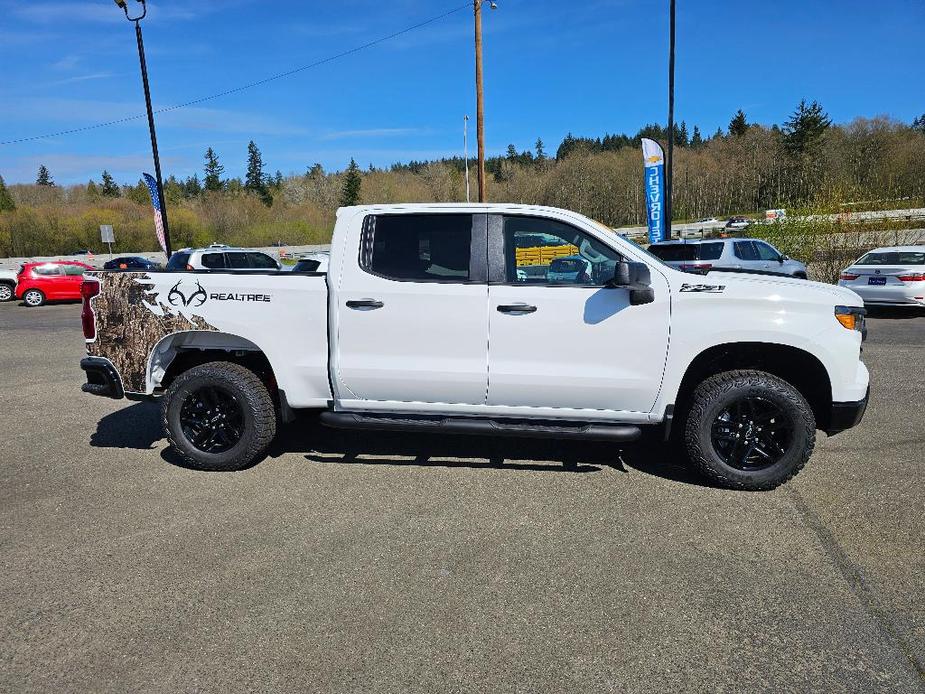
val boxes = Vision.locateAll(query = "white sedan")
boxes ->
[838,246,925,308]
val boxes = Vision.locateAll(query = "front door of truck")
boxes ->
[486,214,670,417]
[333,213,489,408]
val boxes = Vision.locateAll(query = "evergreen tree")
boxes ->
[535,137,546,161]
[306,163,324,180]
[0,175,15,211]
[86,179,100,201]
[245,140,266,193]
[100,170,120,197]
[203,147,225,191]
[713,127,724,140]
[184,174,202,197]
[273,170,284,188]
[340,158,362,207]
[678,121,689,147]
[783,99,831,155]
[36,165,54,186]
[506,144,518,160]
[728,109,749,137]
[913,114,925,133]
[125,179,150,206]
[690,125,703,147]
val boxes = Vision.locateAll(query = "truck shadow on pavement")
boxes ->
[90,402,708,486]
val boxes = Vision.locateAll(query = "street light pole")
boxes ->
[665,0,676,239]
[116,0,172,257]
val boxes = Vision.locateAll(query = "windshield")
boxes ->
[856,251,925,266]
[166,252,190,270]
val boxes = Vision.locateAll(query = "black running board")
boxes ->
[319,411,642,442]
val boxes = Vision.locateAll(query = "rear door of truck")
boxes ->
[331,212,489,408]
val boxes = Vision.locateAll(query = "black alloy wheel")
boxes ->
[179,385,245,454]
[710,395,793,471]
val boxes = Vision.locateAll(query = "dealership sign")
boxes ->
[641,138,667,243]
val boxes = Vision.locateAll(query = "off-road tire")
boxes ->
[162,361,277,471]
[22,289,45,307]
[0,282,14,302]
[683,369,816,491]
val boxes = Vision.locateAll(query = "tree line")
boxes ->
[2,101,924,257]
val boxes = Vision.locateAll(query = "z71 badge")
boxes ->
[680,283,726,293]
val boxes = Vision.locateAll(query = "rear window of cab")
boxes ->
[649,242,724,262]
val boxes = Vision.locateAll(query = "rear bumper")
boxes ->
[80,357,124,399]
[825,385,869,436]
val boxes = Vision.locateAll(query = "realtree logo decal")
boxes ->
[168,280,207,307]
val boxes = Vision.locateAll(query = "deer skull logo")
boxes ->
[167,280,207,308]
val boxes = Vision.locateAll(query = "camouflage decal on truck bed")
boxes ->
[86,272,218,393]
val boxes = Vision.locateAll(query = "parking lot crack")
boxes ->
[786,486,925,686]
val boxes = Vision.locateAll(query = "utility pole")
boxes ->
[665,0,676,238]
[464,114,471,203]
[115,0,172,257]
[474,1,495,202]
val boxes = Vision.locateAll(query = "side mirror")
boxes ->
[779,254,788,262]
[606,261,654,305]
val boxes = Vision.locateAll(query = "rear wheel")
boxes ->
[162,361,277,471]
[683,370,815,490]
[22,289,45,307]
[0,283,13,302]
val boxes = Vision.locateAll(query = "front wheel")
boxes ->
[0,283,13,302]
[683,370,816,490]
[162,361,277,471]
[22,289,45,307]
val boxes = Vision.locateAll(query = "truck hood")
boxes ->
[701,269,863,306]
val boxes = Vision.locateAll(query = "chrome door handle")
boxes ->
[346,299,384,310]
[497,303,537,314]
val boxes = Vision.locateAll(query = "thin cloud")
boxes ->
[49,72,116,86]
[322,127,430,140]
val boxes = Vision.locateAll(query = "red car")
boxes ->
[16,261,94,307]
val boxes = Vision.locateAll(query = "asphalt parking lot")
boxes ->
[1,301,923,693]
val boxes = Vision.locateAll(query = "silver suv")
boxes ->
[165,247,282,272]
[648,238,808,278]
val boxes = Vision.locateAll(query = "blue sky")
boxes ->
[1,0,923,185]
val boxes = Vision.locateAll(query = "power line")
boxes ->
[0,3,470,146]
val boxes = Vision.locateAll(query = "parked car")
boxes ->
[290,252,329,273]
[165,247,282,272]
[648,238,807,278]
[0,268,17,302]
[80,203,868,491]
[103,256,161,271]
[725,216,750,231]
[72,249,93,256]
[16,261,93,306]
[838,246,925,308]
[547,255,592,283]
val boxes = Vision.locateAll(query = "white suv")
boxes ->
[165,247,282,272]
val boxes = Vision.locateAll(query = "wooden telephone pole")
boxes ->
[474,1,487,202]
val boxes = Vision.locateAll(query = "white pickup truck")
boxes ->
[79,203,870,490]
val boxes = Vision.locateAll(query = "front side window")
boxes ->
[503,216,620,285]
[201,253,226,269]
[733,241,759,261]
[754,242,782,261]
[363,214,472,282]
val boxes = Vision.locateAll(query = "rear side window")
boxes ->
[166,253,191,270]
[201,253,226,269]
[649,242,723,261]
[226,252,250,269]
[857,251,925,265]
[362,214,472,282]
[247,252,279,269]
[63,265,87,276]
[733,241,759,261]
[33,264,62,276]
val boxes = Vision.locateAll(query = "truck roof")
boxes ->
[336,202,593,217]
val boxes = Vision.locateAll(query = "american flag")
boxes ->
[143,173,168,255]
